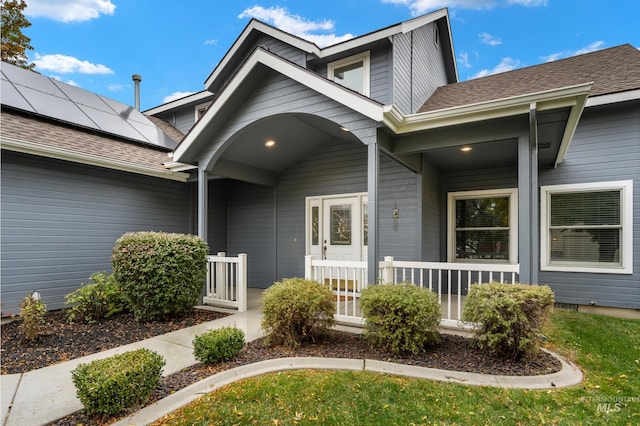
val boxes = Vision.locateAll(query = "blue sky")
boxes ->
[22,0,640,111]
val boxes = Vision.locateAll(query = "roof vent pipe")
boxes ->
[132,74,142,110]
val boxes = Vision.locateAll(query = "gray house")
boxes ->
[2,8,639,317]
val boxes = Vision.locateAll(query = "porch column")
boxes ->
[367,141,380,285]
[517,107,539,284]
[197,165,208,241]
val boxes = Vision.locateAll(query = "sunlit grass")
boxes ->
[153,310,640,425]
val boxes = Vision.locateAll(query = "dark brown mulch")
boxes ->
[2,311,562,426]
[1,309,227,374]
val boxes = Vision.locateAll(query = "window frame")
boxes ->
[540,180,633,274]
[194,101,212,121]
[327,51,370,96]
[447,188,518,264]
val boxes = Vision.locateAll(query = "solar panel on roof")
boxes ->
[0,62,177,150]
[17,85,98,129]
[50,78,113,112]
[1,78,36,113]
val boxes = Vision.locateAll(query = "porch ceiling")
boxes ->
[214,113,358,182]
[389,107,570,171]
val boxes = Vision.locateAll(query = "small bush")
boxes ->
[361,284,441,355]
[261,278,335,348]
[462,282,554,360]
[19,292,47,342]
[193,327,245,364]
[111,232,208,321]
[65,272,125,323]
[71,348,165,416]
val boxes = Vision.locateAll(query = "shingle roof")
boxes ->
[146,115,185,142]
[419,44,640,113]
[1,109,173,173]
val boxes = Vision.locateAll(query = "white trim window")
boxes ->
[195,101,212,121]
[448,188,518,264]
[541,181,633,274]
[327,51,370,96]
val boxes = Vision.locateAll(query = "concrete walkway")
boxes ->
[1,289,582,426]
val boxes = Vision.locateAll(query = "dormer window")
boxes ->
[327,51,370,96]
[195,101,212,121]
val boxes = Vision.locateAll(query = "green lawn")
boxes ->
[154,311,640,425]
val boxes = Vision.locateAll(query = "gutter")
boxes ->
[1,137,190,182]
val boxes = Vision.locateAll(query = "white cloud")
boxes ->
[382,0,546,15]
[541,41,605,62]
[25,0,115,23]
[457,51,471,68]
[479,32,502,46]
[163,91,195,104]
[108,83,125,91]
[471,57,521,78]
[508,0,547,6]
[381,0,496,15]
[204,39,218,46]
[238,6,354,47]
[33,53,113,74]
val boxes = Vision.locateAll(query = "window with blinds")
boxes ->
[541,181,633,274]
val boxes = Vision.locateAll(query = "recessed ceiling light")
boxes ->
[460,146,472,152]
[340,126,350,132]
[265,139,276,148]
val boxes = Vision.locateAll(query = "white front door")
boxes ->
[306,193,367,262]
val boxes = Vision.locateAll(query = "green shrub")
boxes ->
[65,272,125,323]
[462,282,554,360]
[361,283,441,355]
[71,348,165,416]
[261,277,335,348]
[19,292,47,342]
[193,327,245,364]
[111,232,208,321]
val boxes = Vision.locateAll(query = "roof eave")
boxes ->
[384,82,593,135]
[175,48,385,164]
[144,91,214,116]
[204,9,450,91]
[1,136,190,182]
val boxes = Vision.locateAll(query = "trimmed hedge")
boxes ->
[462,282,554,360]
[193,327,245,364]
[361,283,441,355]
[111,232,208,321]
[19,292,46,342]
[261,278,335,348]
[71,349,165,416]
[65,272,125,323]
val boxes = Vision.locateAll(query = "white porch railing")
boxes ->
[304,255,520,327]
[203,252,247,312]
[304,256,368,325]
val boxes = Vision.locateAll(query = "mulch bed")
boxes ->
[1,310,562,426]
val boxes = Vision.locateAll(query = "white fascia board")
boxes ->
[1,137,190,182]
[205,10,449,88]
[384,82,593,134]
[585,89,640,107]
[144,91,214,115]
[205,20,320,89]
[176,49,385,162]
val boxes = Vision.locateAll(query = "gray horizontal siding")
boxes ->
[253,35,307,66]
[370,47,391,104]
[539,102,640,309]
[227,181,275,288]
[1,152,191,315]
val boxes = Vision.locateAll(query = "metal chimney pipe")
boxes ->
[132,74,142,110]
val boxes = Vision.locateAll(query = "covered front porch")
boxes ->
[204,252,519,327]
[167,48,590,324]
